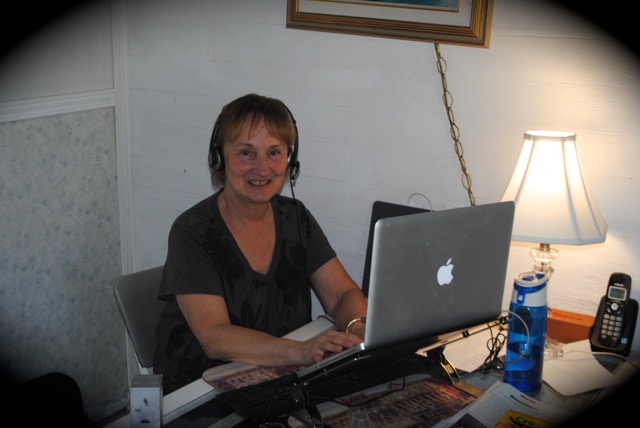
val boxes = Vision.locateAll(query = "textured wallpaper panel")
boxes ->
[0,108,127,421]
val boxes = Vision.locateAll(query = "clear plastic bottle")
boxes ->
[504,271,548,393]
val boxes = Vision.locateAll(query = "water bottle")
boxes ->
[504,271,548,393]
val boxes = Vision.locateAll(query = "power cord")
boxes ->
[546,348,640,372]
[480,318,508,374]
[477,311,532,374]
[500,310,530,368]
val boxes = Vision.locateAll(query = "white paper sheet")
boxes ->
[441,328,504,372]
[542,339,636,396]
[433,380,572,428]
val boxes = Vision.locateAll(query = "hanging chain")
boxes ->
[434,43,476,207]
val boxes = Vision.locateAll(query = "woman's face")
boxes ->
[223,120,289,205]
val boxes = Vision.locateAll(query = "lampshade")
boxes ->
[501,130,607,245]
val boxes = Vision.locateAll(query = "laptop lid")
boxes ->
[296,201,514,380]
[365,201,515,349]
[362,201,430,297]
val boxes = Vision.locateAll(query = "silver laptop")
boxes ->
[296,201,514,379]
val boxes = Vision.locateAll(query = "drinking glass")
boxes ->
[350,411,370,428]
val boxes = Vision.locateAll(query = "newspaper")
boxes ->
[288,374,477,428]
[207,366,479,428]
[432,381,573,428]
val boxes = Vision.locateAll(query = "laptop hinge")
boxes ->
[289,383,326,427]
[424,345,460,384]
[424,345,484,398]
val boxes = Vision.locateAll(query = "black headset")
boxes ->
[207,106,300,184]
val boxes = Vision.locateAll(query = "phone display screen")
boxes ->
[607,286,627,301]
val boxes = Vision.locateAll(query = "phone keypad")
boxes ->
[599,313,624,345]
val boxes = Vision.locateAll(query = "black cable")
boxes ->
[289,179,304,247]
[479,322,507,374]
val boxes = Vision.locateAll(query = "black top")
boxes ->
[153,191,336,394]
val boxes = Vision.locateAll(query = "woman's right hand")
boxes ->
[302,330,363,365]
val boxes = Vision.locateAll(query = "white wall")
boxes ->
[0,0,113,102]
[123,0,640,350]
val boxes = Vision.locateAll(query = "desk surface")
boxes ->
[105,369,613,428]
[103,318,637,428]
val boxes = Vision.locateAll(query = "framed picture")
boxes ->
[286,0,493,48]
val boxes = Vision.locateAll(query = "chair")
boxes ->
[113,266,165,375]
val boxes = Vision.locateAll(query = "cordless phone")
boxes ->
[589,273,638,356]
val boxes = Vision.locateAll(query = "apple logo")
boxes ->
[437,258,454,286]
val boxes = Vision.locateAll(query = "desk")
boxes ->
[104,318,637,427]
[105,369,624,428]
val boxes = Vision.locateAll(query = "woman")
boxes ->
[153,93,368,394]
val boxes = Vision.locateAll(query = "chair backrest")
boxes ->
[113,266,165,370]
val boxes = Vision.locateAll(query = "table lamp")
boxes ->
[500,130,607,275]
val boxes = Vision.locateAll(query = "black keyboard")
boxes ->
[214,350,432,424]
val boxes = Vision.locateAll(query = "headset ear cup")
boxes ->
[286,110,300,184]
[289,160,300,183]
[208,118,222,170]
[288,147,300,183]
[210,146,224,171]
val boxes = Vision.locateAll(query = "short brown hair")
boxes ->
[209,93,297,187]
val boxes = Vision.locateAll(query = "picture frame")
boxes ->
[286,0,493,48]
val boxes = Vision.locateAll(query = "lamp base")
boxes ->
[530,243,557,276]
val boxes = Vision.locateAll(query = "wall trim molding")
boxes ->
[0,89,115,124]
[111,0,135,276]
